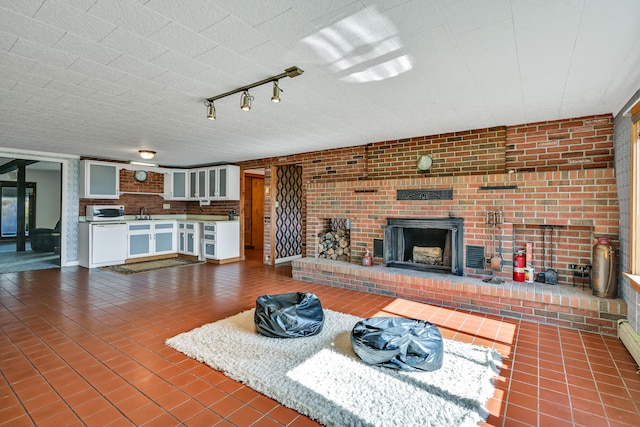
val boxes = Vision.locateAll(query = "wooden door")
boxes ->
[244,174,264,249]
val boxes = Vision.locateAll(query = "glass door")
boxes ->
[1,182,36,239]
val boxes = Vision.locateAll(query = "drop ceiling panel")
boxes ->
[0,0,639,166]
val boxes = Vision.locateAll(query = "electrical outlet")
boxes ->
[163,203,170,209]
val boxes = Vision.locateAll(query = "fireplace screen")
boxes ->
[383,218,464,275]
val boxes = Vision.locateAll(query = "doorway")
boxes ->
[0,158,62,273]
[243,169,265,253]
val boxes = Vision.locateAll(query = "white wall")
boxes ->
[26,167,62,228]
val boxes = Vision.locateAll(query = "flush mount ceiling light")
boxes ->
[139,150,156,160]
[205,101,216,120]
[204,66,303,119]
[240,90,253,111]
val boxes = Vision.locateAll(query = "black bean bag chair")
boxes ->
[351,317,444,371]
[255,292,324,338]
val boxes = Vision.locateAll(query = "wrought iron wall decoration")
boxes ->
[396,189,453,200]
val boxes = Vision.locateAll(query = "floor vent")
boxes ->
[618,319,640,373]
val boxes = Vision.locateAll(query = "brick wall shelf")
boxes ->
[292,257,626,336]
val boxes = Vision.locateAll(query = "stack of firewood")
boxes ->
[317,229,350,261]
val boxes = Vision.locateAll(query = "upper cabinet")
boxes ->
[189,169,207,199]
[80,160,120,199]
[164,170,189,200]
[208,165,240,200]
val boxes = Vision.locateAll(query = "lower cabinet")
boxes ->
[128,221,176,259]
[203,221,240,261]
[178,222,201,257]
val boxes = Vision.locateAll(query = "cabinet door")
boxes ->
[154,222,175,254]
[186,231,195,254]
[128,224,151,257]
[218,167,227,198]
[80,160,119,198]
[172,171,188,199]
[197,169,206,198]
[189,171,198,198]
[208,168,217,199]
[178,223,186,253]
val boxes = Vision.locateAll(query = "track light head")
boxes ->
[271,81,281,103]
[206,101,216,120]
[241,91,252,111]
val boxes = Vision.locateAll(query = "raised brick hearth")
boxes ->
[292,257,626,336]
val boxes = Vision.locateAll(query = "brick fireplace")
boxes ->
[383,217,464,275]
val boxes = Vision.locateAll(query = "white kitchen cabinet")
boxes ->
[178,221,201,257]
[79,160,120,199]
[164,170,189,200]
[127,221,176,259]
[78,222,127,268]
[128,223,152,258]
[189,169,207,199]
[207,165,240,201]
[203,221,239,261]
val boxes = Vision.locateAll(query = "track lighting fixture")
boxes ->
[271,81,281,103]
[204,66,303,119]
[138,150,156,160]
[241,91,253,111]
[205,101,216,120]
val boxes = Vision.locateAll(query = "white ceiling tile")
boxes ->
[194,45,253,74]
[290,0,360,22]
[0,50,38,73]
[153,70,214,96]
[79,76,129,96]
[1,0,44,17]
[67,58,126,82]
[99,27,167,62]
[10,38,78,69]
[29,62,87,85]
[35,0,116,42]
[108,54,167,79]
[0,32,18,52]
[0,7,65,47]
[115,73,166,94]
[87,0,170,37]
[254,9,313,50]
[199,15,268,54]
[53,33,122,65]
[148,21,216,58]
[44,80,97,98]
[151,50,209,77]
[439,0,511,35]
[210,0,291,27]
[144,0,229,32]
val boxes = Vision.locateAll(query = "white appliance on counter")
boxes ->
[78,222,128,268]
[86,205,125,221]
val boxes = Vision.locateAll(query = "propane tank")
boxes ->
[513,250,526,282]
[362,248,372,267]
[592,237,617,298]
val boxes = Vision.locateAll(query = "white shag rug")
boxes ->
[165,309,502,427]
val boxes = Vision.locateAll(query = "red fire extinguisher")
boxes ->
[362,248,372,267]
[513,250,525,282]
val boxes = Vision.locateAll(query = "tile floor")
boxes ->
[0,250,638,426]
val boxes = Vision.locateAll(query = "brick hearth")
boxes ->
[292,257,626,336]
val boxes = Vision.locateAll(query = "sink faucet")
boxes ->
[140,207,150,220]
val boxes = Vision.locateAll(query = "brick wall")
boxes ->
[367,126,506,178]
[305,168,618,283]
[237,114,616,267]
[506,115,614,172]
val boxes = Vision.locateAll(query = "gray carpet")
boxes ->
[0,242,60,273]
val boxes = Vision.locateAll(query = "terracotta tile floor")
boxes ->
[1,250,638,426]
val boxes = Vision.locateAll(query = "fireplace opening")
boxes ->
[383,218,464,275]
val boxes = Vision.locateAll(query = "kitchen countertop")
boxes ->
[79,215,238,223]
